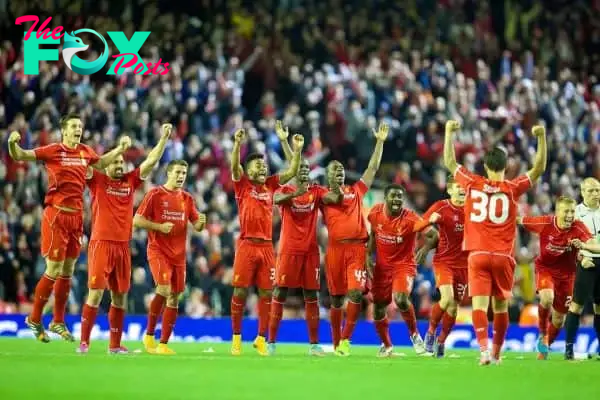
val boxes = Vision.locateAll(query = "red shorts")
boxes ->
[434,263,469,301]
[41,206,83,261]
[276,252,320,290]
[233,240,275,290]
[325,242,367,296]
[536,268,575,314]
[87,240,131,293]
[148,253,186,294]
[372,264,415,305]
[468,252,516,300]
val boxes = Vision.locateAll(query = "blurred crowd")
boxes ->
[1,0,600,324]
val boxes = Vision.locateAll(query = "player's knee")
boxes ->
[438,295,452,311]
[258,288,272,299]
[446,302,458,317]
[166,293,179,308]
[61,258,76,276]
[273,287,288,302]
[111,292,127,309]
[44,260,63,278]
[373,304,387,321]
[233,287,249,299]
[330,295,344,308]
[303,289,318,302]
[538,291,554,309]
[492,298,508,313]
[393,293,410,311]
[569,302,584,315]
[86,289,103,307]
[347,290,362,304]
[593,303,600,315]
[156,285,171,298]
[551,312,566,328]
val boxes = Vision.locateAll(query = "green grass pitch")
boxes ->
[0,338,596,399]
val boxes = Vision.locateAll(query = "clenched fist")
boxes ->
[8,131,21,144]
[159,222,174,234]
[161,123,173,139]
[234,129,246,143]
[445,120,461,134]
[119,136,132,151]
[532,125,545,138]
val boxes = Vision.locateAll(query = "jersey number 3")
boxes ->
[470,190,509,224]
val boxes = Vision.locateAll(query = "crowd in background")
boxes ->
[1,0,600,324]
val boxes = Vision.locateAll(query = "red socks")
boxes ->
[374,316,392,348]
[437,312,457,344]
[80,304,98,345]
[428,303,444,335]
[230,295,245,335]
[52,276,71,323]
[30,274,55,323]
[399,304,418,336]
[548,322,561,345]
[160,306,178,344]
[258,297,271,338]
[108,306,125,349]
[305,299,320,344]
[146,294,165,335]
[341,300,361,340]
[268,299,284,343]
[492,312,509,359]
[538,305,550,336]
[330,307,343,348]
[472,309,489,352]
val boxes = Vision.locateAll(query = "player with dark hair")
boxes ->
[135,159,207,355]
[77,123,173,354]
[267,122,342,356]
[564,178,600,360]
[230,128,304,356]
[417,176,467,358]
[443,119,547,365]
[368,184,438,357]
[321,122,389,356]
[517,196,592,360]
[7,113,130,342]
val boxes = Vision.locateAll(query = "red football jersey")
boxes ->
[34,143,100,210]
[454,165,532,255]
[88,168,144,242]
[322,180,369,242]
[368,204,423,269]
[277,184,324,254]
[136,186,199,265]
[234,175,280,241]
[422,199,468,268]
[522,215,591,275]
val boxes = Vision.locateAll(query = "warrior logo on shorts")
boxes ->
[281,274,286,284]
[162,272,168,280]
[234,274,240,283]
[90,276,96,284]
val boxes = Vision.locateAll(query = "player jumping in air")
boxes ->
[230,128,303,356]
[135,160,207,355]
[321,122,389,356]
[417,176,468,358]
[367,184,438,357]
[77,123,173,354]
[267,122,343,356]
[7,113,130,342]
[517,196,592,360]
[564,177,600,360]
[443,120,547,365]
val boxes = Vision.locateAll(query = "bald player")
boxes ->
[564,177,600,360]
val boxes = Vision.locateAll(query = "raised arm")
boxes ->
[361,122,389,188]
[93,136,132,170]
[139,123,172,178]
[231,129,245,182]
[7,131,36,161]
[278,134,304,184]
[133,214,173,234]
[274,183,308,205]
[275,120,294,162]
[443,120,460,175]
[526,125,547,183]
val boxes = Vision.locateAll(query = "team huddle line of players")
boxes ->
[7,114,600,363]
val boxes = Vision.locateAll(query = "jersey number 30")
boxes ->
[470,190,510,224]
